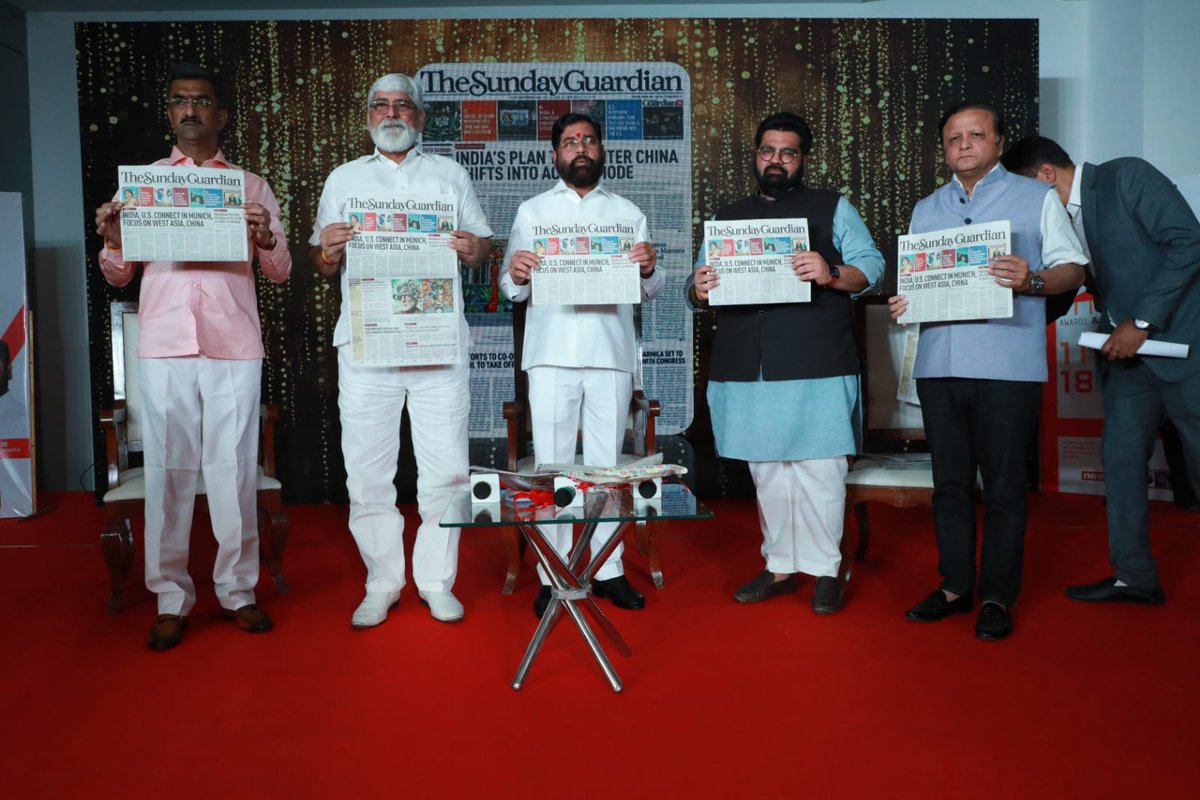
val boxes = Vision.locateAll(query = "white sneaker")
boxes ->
[418,590,465,623]
[351,590,401,629]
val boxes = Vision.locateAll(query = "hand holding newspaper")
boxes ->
[117,165,248,262]
[529,219,641,305]
[344,194,462,367]
[703,218,811,306]
[896,221,1013,324]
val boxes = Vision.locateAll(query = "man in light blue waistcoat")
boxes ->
[889,102,1086,640]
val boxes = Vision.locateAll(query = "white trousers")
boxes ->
[140,356,262,615]
[748,458,847,578]
[338,347,469,593]
[528,365,632,582]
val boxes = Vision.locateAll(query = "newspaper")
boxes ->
[703,218,812,306]
[530,219,641,305]
[117,165,247,262]
[345,195,462,367]
[897,221,1013,324]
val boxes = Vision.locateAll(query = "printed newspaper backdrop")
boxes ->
[703,217,811,306]
[897,221,1012,324]
[0,193,33,518]
[1040,293,1172,498]
[117,165,248,262]
[416,61,693,438]
[76,18,1040,502]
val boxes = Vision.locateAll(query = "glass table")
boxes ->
[440,481,712,692]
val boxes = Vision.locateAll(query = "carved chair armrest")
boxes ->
[502,399,528,473]
[97,401,126,493]
[260,403,280,478]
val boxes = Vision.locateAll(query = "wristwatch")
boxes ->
[1133,318,1153,331]
[1027,273,1045,295]
[827,265,841,288]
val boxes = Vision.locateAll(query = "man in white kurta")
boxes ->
[310,74,493,627]
[500,113,663,617]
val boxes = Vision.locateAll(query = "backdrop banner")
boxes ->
[0,192,33,518]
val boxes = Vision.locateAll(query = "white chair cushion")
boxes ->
[845,458,935,489]
[513,452,646,475]
[103,466,282,503]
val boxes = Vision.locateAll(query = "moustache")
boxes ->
[181,116,201,125]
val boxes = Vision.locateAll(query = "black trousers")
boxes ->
[916,377,1042,606]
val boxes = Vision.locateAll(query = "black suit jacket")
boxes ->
[1082,158,1200,381]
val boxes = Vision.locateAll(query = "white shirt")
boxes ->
[1066,164,1092,263]
[310,147,494,348]
[500,180,664,373]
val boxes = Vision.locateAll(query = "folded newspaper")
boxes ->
[897,220,1013,324]
[470,454,687,491]
[703,217,811,306]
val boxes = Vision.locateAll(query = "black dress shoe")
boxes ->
[906,589,973,621]
[592,575,645,610]
[812,576,845,614]
[733,570,799,603]
[1066,576,1165,605]
[533,586,551,619]
[148,614,187,651]
[974,602,1013,640]
[221,604,274,633]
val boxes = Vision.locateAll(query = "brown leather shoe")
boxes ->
[148,614,187,651]
[733,570,799,603]
[221,604,274,633]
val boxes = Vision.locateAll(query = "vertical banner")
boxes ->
[416,62,693,437]
[0,192,33,518]
[1042,292,1171,499]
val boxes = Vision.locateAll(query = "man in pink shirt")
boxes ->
[94,64,291,650]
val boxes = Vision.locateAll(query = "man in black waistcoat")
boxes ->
[689,112,884,613]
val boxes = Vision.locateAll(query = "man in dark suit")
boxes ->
[1003,136,1200,604]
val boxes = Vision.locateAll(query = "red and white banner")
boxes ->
[0,192,33,518]
[1041,291,1172,499]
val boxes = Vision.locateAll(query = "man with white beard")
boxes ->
[310,73,493,628]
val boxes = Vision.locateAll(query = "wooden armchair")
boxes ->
[97,301,289,613]
[499,300,661,593]
[840,301,934,581]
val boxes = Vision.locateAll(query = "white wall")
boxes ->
[25,0,1188,490]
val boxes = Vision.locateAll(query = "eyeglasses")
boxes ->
[558,135,600,153]
[369,99,420,114]
[167,96,216,109]
[756,146,801,164]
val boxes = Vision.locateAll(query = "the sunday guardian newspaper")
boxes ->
[530,219,641,306]
[897,221,1012,324]
[704,217,811,306]
[416,61,693,437]
[117,165,248,262]
[345,194,462,367]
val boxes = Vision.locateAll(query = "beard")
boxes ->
[370,119,419,154]
[555,150,605,188]
[754,161,803,195]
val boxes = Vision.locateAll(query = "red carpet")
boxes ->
[1,492,1198,798]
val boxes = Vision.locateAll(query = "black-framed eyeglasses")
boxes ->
[167,96,216,109]
[756,146,801,164]
[369,99,420,114]
[558,135,600,153]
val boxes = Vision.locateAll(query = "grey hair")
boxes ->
[367,73,423,110]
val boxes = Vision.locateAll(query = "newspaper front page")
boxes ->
[703,218,811,306]
[345,195,462,367]
[530,219,641,305]
[117,165,248,262]
[416,61,693,437]
[897,221,1013,324]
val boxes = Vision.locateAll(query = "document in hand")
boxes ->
[1077,331,1190,359]
[897,220,1013,324]
[703,217,811,306]
[529,219,641,306]
[117,165,248,262]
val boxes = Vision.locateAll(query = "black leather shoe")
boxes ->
[906,589,973,621]
[812,576,845,614]
[221,604,274,633]
[974,602,1013,640]
[533,586,551,619]
[592,575,645,610]
[148,614,187,651]
[1066,576,1165,605]
[733,570,799,603]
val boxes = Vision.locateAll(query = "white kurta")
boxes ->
[500,180,663,581]
[311,147,494,593]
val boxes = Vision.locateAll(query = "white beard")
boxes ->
[370,120,418,154]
